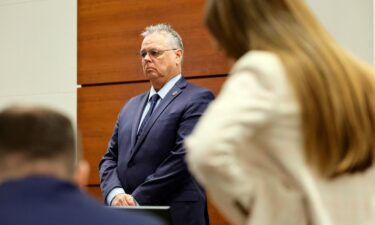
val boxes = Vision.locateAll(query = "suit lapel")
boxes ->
[130,93,149,148]
[128,77,187,160]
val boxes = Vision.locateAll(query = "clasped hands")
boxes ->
[111,193,137,206]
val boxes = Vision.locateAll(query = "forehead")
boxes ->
[141,32,171,49]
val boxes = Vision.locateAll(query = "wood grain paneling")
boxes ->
[79,1,232,224]
[78,0,229,85]
[78,76,226,185]
[78,81,148,184]
[85,185,103,202]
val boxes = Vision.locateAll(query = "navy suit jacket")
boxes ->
[0,176,164,225]
[99,77,214,225]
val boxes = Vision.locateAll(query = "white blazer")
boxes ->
[186,51,375,225]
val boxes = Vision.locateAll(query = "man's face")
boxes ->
[140,32,182,90]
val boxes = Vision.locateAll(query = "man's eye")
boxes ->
[150,50,160,57]
[140,51,147,58]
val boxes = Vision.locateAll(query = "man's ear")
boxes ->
[73,160,90,190]
[175,49,183,65]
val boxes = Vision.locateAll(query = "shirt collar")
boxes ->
[149,74,182,100]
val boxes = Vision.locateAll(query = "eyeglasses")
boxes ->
[139,48,177,59]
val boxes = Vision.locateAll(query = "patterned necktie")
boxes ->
[137,94,160,139]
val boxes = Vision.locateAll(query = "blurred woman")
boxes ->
[185,0,375,225]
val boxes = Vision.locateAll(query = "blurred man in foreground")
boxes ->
[0,105,164,225]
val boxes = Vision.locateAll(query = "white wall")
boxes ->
[0,0,76,121]
[305,0,374,64]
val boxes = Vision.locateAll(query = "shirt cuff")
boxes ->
[107,187,125,206]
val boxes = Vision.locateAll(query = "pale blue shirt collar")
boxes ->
[148,74,182,99]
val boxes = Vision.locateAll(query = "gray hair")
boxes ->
[141,23,184,50]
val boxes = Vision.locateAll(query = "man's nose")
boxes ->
[143,52,152,61]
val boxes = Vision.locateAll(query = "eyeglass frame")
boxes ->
[139,48,178,59]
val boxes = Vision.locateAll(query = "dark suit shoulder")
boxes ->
[126,91,148,105]
[183,82,215,101]
[118,91,148,113]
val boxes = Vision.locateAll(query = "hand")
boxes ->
[111,193,136,206]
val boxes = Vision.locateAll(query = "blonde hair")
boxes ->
[205,0,375,177]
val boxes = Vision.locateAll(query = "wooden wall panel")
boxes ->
[85,185,103,202]
[78,1,232,224]
[78,81,148,184]
[78,0,229,85]
[78,76,227,185]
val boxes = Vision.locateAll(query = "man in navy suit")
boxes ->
[0,105,164,225]
[99,24,214,225]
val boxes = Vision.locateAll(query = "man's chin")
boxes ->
[145,72,159,79]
